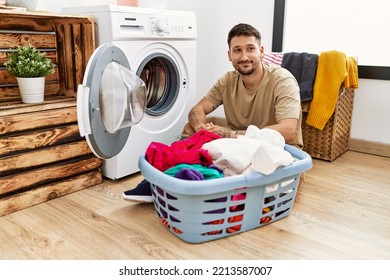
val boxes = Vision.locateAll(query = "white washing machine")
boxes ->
[63,5,197,179]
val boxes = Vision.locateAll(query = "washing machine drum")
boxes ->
[77,44,147,159]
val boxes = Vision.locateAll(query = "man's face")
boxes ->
[228,35,263,76]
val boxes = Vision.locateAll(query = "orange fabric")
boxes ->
[160,217,183,234]
[345,56,359,88]
[306,50,347,130]
[260,207,272,224]
[204,214,243,235]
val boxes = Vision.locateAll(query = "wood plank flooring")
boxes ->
[0,151,389,260]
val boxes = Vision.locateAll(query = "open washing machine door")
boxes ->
[77,44,147,159]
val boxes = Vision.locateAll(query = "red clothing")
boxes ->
[171,129,222,150]
[145,130,221,172]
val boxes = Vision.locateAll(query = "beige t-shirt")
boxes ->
[205,63,303,147]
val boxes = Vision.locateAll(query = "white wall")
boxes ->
[283,0,390,144]
[351,80,390,143]
[36,0,117,13]
[284,0,390,67]
[36,0,390,145]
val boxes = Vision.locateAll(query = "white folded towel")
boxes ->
[202,126,294,176]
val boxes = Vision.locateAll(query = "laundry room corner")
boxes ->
[1,0,390,274]
[0,0,284,216]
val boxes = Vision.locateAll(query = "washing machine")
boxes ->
[63,5,197,179]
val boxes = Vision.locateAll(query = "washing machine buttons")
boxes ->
[150,17,188,36]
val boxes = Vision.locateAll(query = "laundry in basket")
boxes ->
[138,144,312,243]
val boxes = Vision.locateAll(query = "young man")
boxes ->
[123,23,302,202]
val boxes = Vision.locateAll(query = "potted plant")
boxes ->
[4,44,55,103]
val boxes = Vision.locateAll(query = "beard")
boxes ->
[235,60,260,75]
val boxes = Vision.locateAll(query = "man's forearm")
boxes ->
[188,108,207,131]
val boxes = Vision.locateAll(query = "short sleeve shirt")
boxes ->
[205,63,303,147]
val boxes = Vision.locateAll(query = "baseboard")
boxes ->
[349,138,390,158]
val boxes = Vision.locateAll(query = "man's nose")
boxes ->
[240,50,250,60]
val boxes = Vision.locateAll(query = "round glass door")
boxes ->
[137,54,180,117]
[77,44,146,159]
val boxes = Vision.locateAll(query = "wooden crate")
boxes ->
[0,10,102,216]
[301,88,355,161]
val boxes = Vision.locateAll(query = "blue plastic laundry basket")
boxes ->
[138,144,312,243]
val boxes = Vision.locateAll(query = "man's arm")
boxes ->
[265,118,298,143]
[188,97,218,132]
[204,119,298,140]
[188,98,238,138]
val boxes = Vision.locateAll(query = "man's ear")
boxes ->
[228,50,232,61]
[259,45,265,60]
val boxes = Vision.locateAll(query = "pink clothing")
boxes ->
[171,129,222,150]
[263,52,284,66]
[145,130,221,172]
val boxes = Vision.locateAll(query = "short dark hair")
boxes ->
[227,23,262,47]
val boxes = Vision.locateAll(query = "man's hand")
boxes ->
[199,122,235,138]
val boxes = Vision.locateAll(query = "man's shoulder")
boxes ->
[264,63,291,74]
[224,70,239,78]
[218,70,240,84]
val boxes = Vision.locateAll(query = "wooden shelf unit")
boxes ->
[0,10,102,216]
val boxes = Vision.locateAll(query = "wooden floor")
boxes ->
[0,150,389,260]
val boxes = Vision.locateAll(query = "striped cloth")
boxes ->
[262,52,284,66]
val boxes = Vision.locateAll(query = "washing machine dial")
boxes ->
[155,19,167,32]
[150,17,169,35]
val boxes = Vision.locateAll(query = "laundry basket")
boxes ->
[301,88,355,161]
[138,144,312,243]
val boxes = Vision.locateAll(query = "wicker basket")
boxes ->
[301,88,355,161]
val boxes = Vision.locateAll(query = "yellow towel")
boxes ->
[306,50,347,130]
[345,56,359,88]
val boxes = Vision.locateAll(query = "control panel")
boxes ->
[64,5,197,40]
[149,16,194,37]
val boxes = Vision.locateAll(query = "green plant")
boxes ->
[4,44,55,78]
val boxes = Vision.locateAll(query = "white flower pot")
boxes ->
[17,77,45,104]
